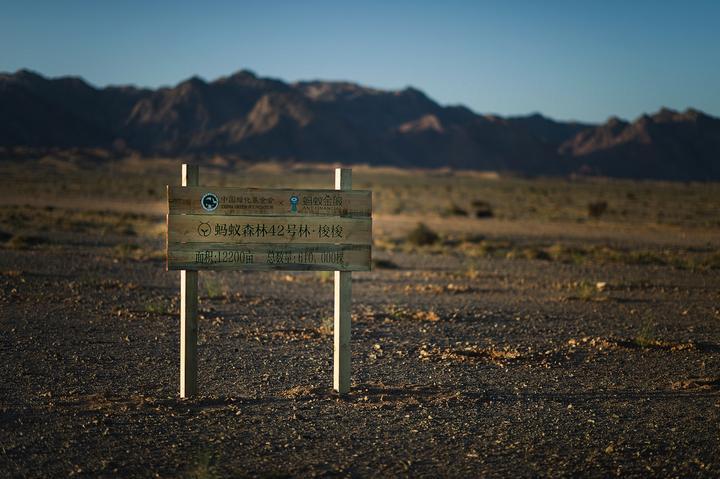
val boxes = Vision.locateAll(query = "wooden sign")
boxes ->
[167,187,371,271]
[167,165,369,398]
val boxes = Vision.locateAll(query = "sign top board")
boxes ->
[168,186,371,218]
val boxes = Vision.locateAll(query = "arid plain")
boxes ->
[1,155,719,477]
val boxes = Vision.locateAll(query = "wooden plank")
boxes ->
[167,243,371,271]
[180,164,198,398]
[168,186,371,217]
[167,214,371,245]
[334,168,352,394]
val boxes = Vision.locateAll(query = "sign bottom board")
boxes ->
[167,243,371,271]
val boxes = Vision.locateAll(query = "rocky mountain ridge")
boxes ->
[1,69,718,180]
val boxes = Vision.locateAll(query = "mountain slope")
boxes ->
[1,69,718,180]
[560,108,720,180]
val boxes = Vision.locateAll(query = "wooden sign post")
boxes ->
[180,164,199,398]
[167,165,371,397]
[334,168,352,394]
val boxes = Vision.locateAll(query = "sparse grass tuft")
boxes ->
[457,238,719,271]
[464,264,480,280]
[280,385,316,399]
[315,271,333,283]
[420,344,520,363]
[413,310,440,321]
[566,280,608,301]
[1,269,23,277]
[119,225,137,236]
[384,305,441,322]
[318,316,333,335]
[144,299,172,315]
[506,247,551,261]
[576,281,598,301]
[546,243,588,264]
[112,243,141,259]
[633,319,657,348]
[186,450,220,479]
[5,234,47,250]
[702,251,720,270]
[203,277,227,299]
[111,243,164,262]
[462,239,514,258]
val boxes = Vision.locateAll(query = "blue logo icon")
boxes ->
[289,195,299,213]
[201,193,219,212]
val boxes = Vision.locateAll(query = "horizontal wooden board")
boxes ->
[167,243,371,271]
[168,214,372,246]
[168,186,371,217]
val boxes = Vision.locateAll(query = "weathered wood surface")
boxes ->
[334,168,352,394]
[180,164,198,398]
[167,243,371,271]
[167,214,371,245]
[168,186,371,217]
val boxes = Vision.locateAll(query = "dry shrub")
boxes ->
[471,200,494,218]
[5,234,47,249]
[567,336,696,351]
[506,247,552,261]
[671,377,720,391]
[372,258,399,269]
[406,223,439,246]
[412,310,440,321]
[279,385,318,399]
[384,305,440,322]
[405,283,471,294]
[443,203,468,217]
[420,344,520,363]
[317,316,333,335]
[588,201,608,218]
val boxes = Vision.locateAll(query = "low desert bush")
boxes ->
[442,203,468,217]
[406,223,439,246]
[471,200,494,218]
[587,201,608,218]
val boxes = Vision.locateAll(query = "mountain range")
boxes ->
[1,68,718,180]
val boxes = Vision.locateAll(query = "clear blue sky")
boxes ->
[1,0,718,123]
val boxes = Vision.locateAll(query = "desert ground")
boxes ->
[1,155,719,478]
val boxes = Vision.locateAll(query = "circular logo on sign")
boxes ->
[289,195,299,213]
[197,222,211,236]
[201,192,219,212]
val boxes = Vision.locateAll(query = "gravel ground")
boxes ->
[1,224,720,478]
